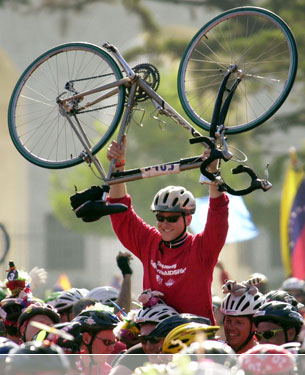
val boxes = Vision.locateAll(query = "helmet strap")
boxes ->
[283,326,297,343]
[235,331,254,353]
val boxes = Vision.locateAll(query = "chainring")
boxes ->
[131,63,160,102]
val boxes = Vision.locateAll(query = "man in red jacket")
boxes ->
[107,135,229,325]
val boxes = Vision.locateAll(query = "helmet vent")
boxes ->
[254,302,263,310]
[241,301,250,312]
[183,198,190,207]
[163,193,169,204]
[225,295,231,310]
[172,198,178,207]
[236,294,246,310]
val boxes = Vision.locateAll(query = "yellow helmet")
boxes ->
[162,322,219,354]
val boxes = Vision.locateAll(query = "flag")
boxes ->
[55,273,72,291]
[190,194,258,243]
[280,148,305,278]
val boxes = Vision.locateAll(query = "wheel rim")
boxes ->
[8,43,125,169]
[178,7,297,134]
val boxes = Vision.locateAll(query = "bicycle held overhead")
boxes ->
[8,6,298,218]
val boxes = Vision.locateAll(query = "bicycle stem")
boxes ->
[103,42,136,79]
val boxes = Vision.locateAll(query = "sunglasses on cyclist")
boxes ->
[140,335,162,345]
[156,214,182,223]
[95,337,117,346]
[255,328,284,341]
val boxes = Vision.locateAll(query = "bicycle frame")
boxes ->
[57,42,271,200]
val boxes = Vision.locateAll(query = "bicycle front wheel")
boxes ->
[178,7,298,134]
[8,42,125,169]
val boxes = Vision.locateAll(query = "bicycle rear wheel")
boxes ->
[178,7,298,134]
[8,42,125,169]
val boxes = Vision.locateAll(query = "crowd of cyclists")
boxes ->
[1,256,305,375]
[0,139,303,374]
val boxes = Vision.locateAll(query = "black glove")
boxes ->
[117,253,133,277]
[70,186,104,211]
[70,186,127,222]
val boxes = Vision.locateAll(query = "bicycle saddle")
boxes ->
[70,186,127,222]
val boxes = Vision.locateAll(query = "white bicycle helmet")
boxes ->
[151,186,196,215]
[220,279,265,316]
[86,286,119,306]
[54,288,89,312]
[281,277,305,291]
[135,302,178,325]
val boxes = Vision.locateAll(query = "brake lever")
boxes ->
[217,164,272,196]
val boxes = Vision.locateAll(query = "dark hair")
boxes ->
[72,297,99,318]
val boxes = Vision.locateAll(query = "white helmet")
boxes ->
[281,277,305,291]
[54,288,89,312]
[151,186,196,215]
[86,286,119,306]
[135,302,178,325]
[220,279,265,316]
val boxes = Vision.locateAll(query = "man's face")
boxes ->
[92,329,116,355]
[223,315,252,352]
[255,321,288,345]
[156,212,191,242]
[82,329,116,355]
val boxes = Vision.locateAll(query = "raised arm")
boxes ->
[107,134,127,199]
[202,147,224,199]
[115,251,133,314]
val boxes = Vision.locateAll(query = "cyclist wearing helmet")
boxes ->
[54,287,89,322]
[281,277,305,305]
[134,297,178,354]
[220,278,265,354]
[72,305,120,354]
[18,302,60,342]
[106,135,229,324]
[72,305,120,375]
[110,300,179,375]
[0,297,24,343]
[162,322,219,354]
[253,301,304,345]
[265,289,305,314]
[140,312,211,355]
[4,340,70,375]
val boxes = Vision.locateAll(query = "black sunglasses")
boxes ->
[255,328,284,341]
[95,337,117,346]
[140,335,162,344]
[156,213,182,223]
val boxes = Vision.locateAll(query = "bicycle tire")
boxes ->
[8,42,125,169]
[0,223,10,264]
[178,6,298,134]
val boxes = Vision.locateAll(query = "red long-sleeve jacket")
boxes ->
[109,193,229,325]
